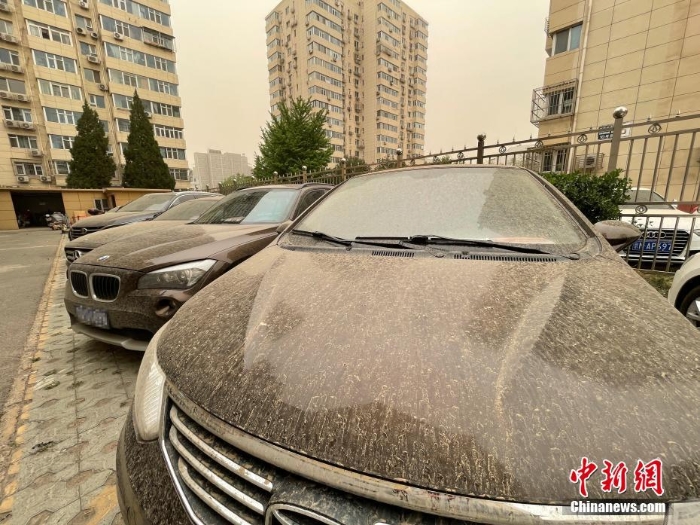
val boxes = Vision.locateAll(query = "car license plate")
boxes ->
[75,305,110,329]
[630,240,672,254]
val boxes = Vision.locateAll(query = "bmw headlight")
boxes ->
[133,326,167,441]
[138,260,216,290]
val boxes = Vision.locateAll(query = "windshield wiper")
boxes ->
[356,235,578,258]
[292,230,353,246]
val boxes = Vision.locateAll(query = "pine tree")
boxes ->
[66,101,116,188]
[253,98,333,179]
[122,92,174,189]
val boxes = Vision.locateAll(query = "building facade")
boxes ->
[265,0,428,166]
[533,0,700,195]
[0,0,189,191]
[193,149,251,190]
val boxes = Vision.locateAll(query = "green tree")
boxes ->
[253,98,333,179]
[122,92,174,189]
[66,101,116,188]
[432,155,452,165]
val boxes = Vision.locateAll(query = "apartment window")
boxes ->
[104,43,176,73]
[50,134,74,150]
[27,20,72,45]
[15,162,43,176]
[160,147,185,160]
[9,135,38,149]
[99,0,171,28]
[546,85,576,117]
[542,147,569,173]
[75,15,93,30]
[0,77,26,94]
[151,101,180,117]
[38,79,82,100]
[170,168,189,181]
[79,42,98,56]
[3,106,32,121]
[33,51,77,73]
[0,49,20,66]
[116,118,130,132]
[553,24,582,55]
[154,124,183,139]
[44,107,81,125]
[306,11,342,33]
[0,20,13,35]
[53,161,70,175]
[23,0,66,17]
[148,78,178,95]
[84,69,101,83]
[89,94,106,108]
[307,26,342,47]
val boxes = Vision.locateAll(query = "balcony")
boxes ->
[530,79,578,126]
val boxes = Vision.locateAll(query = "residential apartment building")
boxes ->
[193,149,251,190]
[0,0,189,190]
[266,0,428,166]
[533,0,700,195]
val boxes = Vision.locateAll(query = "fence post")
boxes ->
[607,106,628,173]
[302,166,307,183]
[340,157,347,181]
[396,148,403,169]
[477,135,486,164]
[273,171,278,184]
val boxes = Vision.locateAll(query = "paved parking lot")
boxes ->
[0,235,142,525]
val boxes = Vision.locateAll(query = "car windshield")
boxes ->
[195,189,298,225]
[293,168,587,249]
[154,199,219,221]
[118,194,174,213]
[623,189,674,210]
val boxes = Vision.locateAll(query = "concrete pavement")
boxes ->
[0,235,142,524]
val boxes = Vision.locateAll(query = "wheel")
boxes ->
[678,285,700,329]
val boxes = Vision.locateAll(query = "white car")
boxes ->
[619,188,700,263]
[669,252,700,328]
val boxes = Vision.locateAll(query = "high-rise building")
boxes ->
[533,0,699,185]
[0,0,189,189]
[265,0,428,166]
[193,149,251,190]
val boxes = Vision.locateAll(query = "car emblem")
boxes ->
[267,503,341,525]
[81,228,88,234]
[97,255,110,262]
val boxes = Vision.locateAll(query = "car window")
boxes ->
[622,189,674,210]
[195,189,299,225]
[293,168,587,248]
[118,194,174,213]
[293,189,328,219]
[154,199,220,221]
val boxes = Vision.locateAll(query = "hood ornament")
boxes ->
[97,255,110,262]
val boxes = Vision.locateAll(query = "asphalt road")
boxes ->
[0,228,62,413]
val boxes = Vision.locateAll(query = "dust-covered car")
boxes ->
[64,184,330,351]
[117,166,700,524]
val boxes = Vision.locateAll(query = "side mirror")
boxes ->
[594,220,641,252]
[276,220,293,234]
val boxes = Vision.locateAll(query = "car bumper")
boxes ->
[71,322,149,351]
[117,411,190,525]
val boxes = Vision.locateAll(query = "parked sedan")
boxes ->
[64,184,331,351]
[668,252,700,329]
[64,196,223,263]
[118,165,700,525]
[68,191,217,241]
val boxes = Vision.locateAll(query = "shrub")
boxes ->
[541,169,630,223]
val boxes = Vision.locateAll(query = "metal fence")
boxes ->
[217,108,700,273]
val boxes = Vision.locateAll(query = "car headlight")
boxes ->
[132,326,167,441]
[138,259,216,290]
[693,229,700,237]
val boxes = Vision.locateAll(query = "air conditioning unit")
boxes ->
[16,175,28,183]
[0,2,12,13]
[79,0,89,8]
[4,119,17,128]
[87,54,100,64]
[31,149,43,157]
[39,175,50,183]
[114,32,124,40]
[0,90,8,99]
[0,33,18,44]
[90,31,99,39]
[20,122,34,129]
[99,83,109,92]
[144,111,152,118]
[76,27,87,36]
[16,94,29,102]
[10,65,21,73]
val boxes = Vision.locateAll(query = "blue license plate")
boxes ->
[75,305,110,329]
[630,240,672,254]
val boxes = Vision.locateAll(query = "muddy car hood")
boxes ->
[71,211,160,229]
[77,223,279,271]
[158,245,700,504]
[66,221,177,250]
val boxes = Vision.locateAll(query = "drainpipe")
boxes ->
[570,0,593,136]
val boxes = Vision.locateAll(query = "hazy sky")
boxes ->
[168,1,550,165]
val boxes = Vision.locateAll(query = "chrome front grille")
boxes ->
[629,229,690,257]
[70,271,89,297]
[91,274,120,301]
[69,226,101,240]
[165,403,275,525]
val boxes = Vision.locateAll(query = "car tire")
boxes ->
[678,285,700,329]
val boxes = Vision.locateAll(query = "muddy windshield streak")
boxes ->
[154,199,218,221]
[195,189,298,225]
[294,168,588,248]
[118,194,174,213]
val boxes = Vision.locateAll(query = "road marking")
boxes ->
[0,245,57,251]
[0,266,28,274]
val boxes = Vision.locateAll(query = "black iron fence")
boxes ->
[217,108,700,273]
